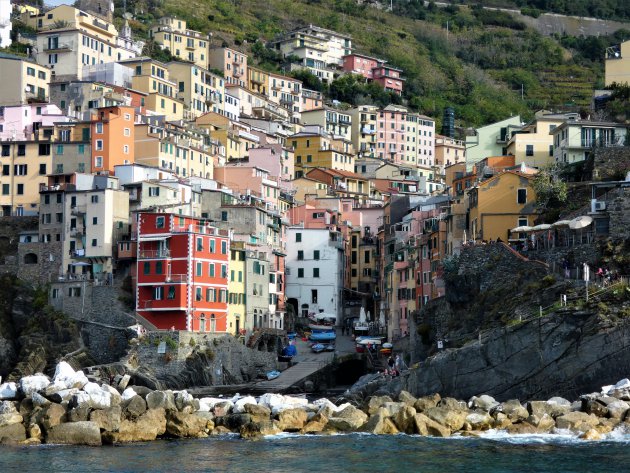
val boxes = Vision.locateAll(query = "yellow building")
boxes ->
[149,17,210,70]
[267,71,302,120]
[505,113,568,168]
[290,127,355,177]
[24,5,128,80]
[0,141,54,216]
[0,55,50,106]
[134,121,216,179]
[605,39,630,86]
[227,242,246,335]
[468,170,538,242]
[167,62,225,119]
[301,107,352,141]
[119,57,184,120]
[349,105,378,159]
[291,176,330,203]
[247,67,270,97]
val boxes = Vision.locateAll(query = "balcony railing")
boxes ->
[138,249,171,259]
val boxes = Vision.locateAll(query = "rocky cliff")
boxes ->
[404,243,630,402]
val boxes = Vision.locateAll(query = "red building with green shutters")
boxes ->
[135,212,230,332]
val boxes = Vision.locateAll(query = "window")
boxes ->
[123,145,129,154]
[311,289,318,304]
[298,268,304,278]
[195,287,202,301]
[197,237,203,251]
[1,184,8,195]
[549,145,554,157]
[2,165,8,176]
[94,156,102,168]
[221,211,228,221]
[95,140,103,151]
[154,286,164,300]
[1,145,9,156]
[14,164,27,175]
[17,144,25,156]
[39,164,47,175]
[295,232,302,242]
[95,122,103,134]
[209,263,215,277]
[16,184,24,195]
[91,195,99,203]
[313,268,319,278]
[155,261,163,274]
[364,251,370,263]
[525,145,534,156]
[221,241,227,254]
[91,239,97,247]
[313,250,320,260]
[517,188,527,204]
[167,286,176,299]
[149,186,160,197]
[196,262,202,276]
[156,216,165,228]
[92,217,98,225]
[297,250,304,260]
[38,144,50,156]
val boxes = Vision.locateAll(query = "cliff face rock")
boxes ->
[405,243,630,402]
[406,309,630,402]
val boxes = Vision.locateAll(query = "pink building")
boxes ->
[0,104,70,141]
[213,165,280,212]
[248,145,294,190]
[208,47,248,88]
[287,203,339,229]
[377,105,407,164]
[342,54,404,95]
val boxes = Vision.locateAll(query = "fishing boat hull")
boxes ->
[309,331,336,342]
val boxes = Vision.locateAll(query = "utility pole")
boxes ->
[446,21,449,42]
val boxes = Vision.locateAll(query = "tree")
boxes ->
[532,165,568,210]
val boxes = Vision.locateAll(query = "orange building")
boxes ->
[91,105,135,174]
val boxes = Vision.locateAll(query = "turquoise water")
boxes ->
[2,432,630,472]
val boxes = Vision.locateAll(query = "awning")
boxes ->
[552,220,571,227]
[138,235,170,241]
[71,262,91,266]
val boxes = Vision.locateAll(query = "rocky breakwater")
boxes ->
[3,362,630,445]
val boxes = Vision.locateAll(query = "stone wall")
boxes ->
[128,332,278,389]
[608,188,630,241]
[0,217,38,276]
[592,148,630,182]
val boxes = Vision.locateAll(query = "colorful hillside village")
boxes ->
[0,0,629,342]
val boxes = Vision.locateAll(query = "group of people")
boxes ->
[597,267,620,286]
[385,354,405,377]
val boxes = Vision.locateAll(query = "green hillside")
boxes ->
[119,0,623,128]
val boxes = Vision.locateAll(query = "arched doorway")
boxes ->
[199,314,206,332]
[24,253,38,264]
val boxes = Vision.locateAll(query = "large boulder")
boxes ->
[194,411,215,431]
[500,400,529,422]
[124,395,147,419]
[398,391,417,407]
[243,403,271,423]
[239,420,281,439]
[414,413,451,437]
[528,399,570,418]
[218,413,252,431]
[469,395,499,412]
[53,362,88,390]
[46,421,102,446]
[232,396,258,414]
[19,375,50,397]
[0,423,27,444]
[583,399,608,417]
[212,401,234,417]
[89,406,122,432]
[104,408,167,443]
[414,393,441,413]
[0,383,18,400]
[527,414,555,432]
[0,401,23,427]
[555,412,600,432]
[166,411,208,438]
[361,412,399,434]
[393,405,417,434]
[67,406,91,423]
[424,406,469,432]
[174,391,195,412]
[465,412,493,431]
[31,392,51,408]
[82,383,112,410]
[146,391,176,411]
[277,408,308,432]
[606,400,629,420]
[48,388,79,404]
[364,395,393,415]
[121,388,137,402]
[39,403,67,432]
[301,413,329,434]
[327,406,368,431]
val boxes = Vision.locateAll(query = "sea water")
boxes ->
[2,430,630,472]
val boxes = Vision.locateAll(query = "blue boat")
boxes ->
[266,370,280,380]
[309,331,336,342]
[311,343,326,353]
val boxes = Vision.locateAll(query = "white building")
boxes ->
[224,90,240,122]
[551,120,628,164]
[0,0,11,48]
[285,226,345,325]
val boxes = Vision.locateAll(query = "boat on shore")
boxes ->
[309,330,336,342]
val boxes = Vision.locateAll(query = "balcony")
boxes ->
[40,183,76,192]
[138,249,171,259]
[26,91,48,103]
[92,18,111,33]
[70,207,86,216]
[44,41,73,52]
[70,229,84,238]
[233,68,242,77]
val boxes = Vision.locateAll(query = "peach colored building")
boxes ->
[377,105,407,164]
[213,166,280,213]
[91,105,135,174]
[208,47,247,88]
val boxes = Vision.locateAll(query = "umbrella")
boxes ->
[511,226,533,233]
[569,216,593,230]
[531,224,552,231]
[379,310,385,328]
[552,220,571,227]
[367,310,371,322]
[359,307,366,324]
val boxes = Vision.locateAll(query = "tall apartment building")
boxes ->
[135,212,230,332]
[150,17,210,69]
[0,0,12,48]
[90,105,136,174]
[290,126,355,177]
[167,62,225,118]
[38,172,129,279]
[0,55,50,106]
[208,47,248,88]
[349,105,378,160]
[302,107,352,141]
[24,5,133,81]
